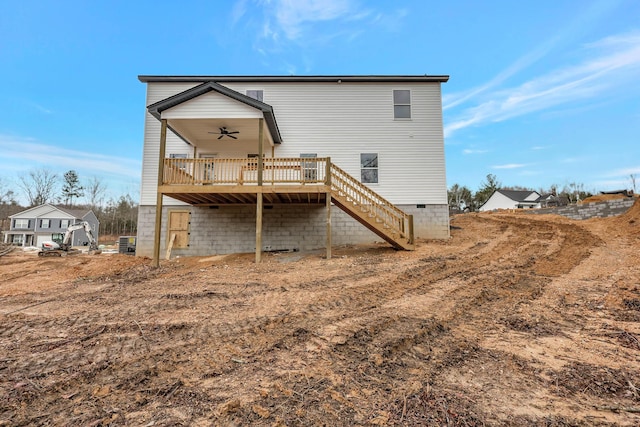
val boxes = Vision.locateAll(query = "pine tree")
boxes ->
[61,170,84,206]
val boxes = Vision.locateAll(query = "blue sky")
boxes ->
[1,0,639,204]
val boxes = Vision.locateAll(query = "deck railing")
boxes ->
[162,156,413,245]
[163,157,328,186]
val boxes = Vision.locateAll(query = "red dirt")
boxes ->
[1,202,640,426]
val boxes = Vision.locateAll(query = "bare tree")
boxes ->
[84,176,107,208]
[631,174,637,193]
[448,183,473,211]
[18,169,59,207]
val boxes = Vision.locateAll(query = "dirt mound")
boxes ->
[581,193,631,203]
[587,197,640,238]
[1,213,639,425]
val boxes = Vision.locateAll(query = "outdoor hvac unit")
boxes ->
[118,236,137,255]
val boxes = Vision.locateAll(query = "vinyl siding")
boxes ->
[140,81,446,206]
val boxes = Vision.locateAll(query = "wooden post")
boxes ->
[408,214,414,245]
[256,192,263,263]
[153,119,168,267]
[325,157,332,186]
[326,192,332,259]
[257,118,264,186]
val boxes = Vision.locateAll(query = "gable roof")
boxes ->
[54,205,93,219]
[496,189,540,203]
[146,81,282,144]
[9,203,93,219]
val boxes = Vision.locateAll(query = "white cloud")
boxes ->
[0,135,141,180]
[531,146,547,150]
[462,149,487,155]
[275,0,354,40]
[250,0,404,56]
[231,0,249,25]
[443,0,622,112]
[492,163,527,169]
[605,166,640,177]
[592,179,633,190]
[445,30,640,137]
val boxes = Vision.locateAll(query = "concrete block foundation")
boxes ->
[136,203,450,258]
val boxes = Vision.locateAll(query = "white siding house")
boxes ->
[137,75,450,263]
[479,190,542,211]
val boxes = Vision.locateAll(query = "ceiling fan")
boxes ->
[209,127,239,140]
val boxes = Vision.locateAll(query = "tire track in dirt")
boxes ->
[0,213,615,426]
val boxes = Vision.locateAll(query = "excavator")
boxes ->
[39,221,102,257]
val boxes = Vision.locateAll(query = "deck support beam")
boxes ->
[153,119,168,267]
[408,214,414,245]
[256,192,263,263]
[257,118,264,186]
[326,192,332,259]
[255,118,264,263]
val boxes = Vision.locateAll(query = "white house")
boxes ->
[136,75,450,265]
[479,189,542,211]
[5,204,99,247]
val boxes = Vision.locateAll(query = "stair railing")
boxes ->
[329,163,413,243]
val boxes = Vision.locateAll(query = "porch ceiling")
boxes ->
[168,118,275,147]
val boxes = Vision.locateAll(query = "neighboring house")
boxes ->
[4,204,99,248]
[137,75,450,264]
[479,189,542,211]
[538,193,570,208]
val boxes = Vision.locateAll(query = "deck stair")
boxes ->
[330,164,414,250]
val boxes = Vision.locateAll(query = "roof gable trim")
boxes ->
[147,81,282,144]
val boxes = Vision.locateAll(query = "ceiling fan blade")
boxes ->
[229,131,240,134]
[228,134,237,139]
[218,135,224,140]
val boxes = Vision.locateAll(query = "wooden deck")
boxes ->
[160,157,331,205]
[156,157,414,262]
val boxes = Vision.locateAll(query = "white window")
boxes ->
[170,153,189,172]
[246,90,264,102]
[360,153,378,184]
[393,90,411,119]
[14,219,29,229]
[12,235,24,245]
[60,219,70,229]
[300,153,318,182]
[41,219,50,229]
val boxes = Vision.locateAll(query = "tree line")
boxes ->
[0,168,137,237]
[448,173,599,212]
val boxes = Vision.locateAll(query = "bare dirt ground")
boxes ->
[1,202,639,426]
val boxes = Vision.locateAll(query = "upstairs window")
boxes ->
[246,90,264,102]
[14,219,29,229]
[60,219,70,229]
[393,89,411,119]
[360,153,379,184]
[41,219,50,229]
